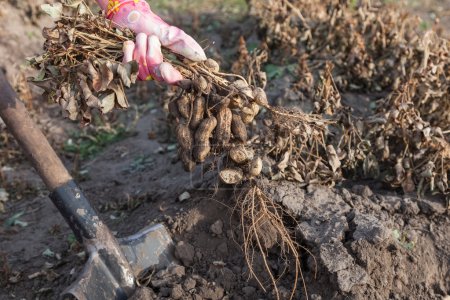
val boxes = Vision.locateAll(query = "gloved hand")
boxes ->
[97,0,206,84]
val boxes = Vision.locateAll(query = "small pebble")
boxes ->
[175,241,195,266]
[210,219,224,235]
[171,284,184,300]
[179,191,191,202]
[183,277,197,291]
[169,264,185,278]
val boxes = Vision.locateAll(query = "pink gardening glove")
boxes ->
[97,0,207,84]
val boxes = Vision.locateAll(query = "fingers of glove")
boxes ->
[134,33,152,80]
[159,62,183,84]
[146,35,163,68]
[144,35,164,82]
[151,21,207,62]
[123,39,151,80]
[123,33,182,83]
[107,0,206,62]
[122,40,135,64]
[134,33,148,66]
[145,35,182,83]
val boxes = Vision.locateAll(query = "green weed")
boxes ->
[64,126,131,160]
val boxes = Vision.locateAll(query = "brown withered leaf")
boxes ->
[108,81,129,109]
[116,61,139,88]
[85,94,100,110]
[59,83,78,120]
[326,145,341,173]
[82,61,102,92]
[99,93,116,114]
[277,151,290,173]
[98,61,114,91]
[78,74,93,100]
[42,27,60,40]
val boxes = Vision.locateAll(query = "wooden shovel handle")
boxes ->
[0,70,72,191]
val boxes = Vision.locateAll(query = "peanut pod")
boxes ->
[189,96,206,130]
[249,156,263,177]
[253,87,268,107]
[208,95,230,113]
[241,102,260,124]
[204,58,220,72]
[193,116,217,162]
[168,99,181,121]
[176,124,194,151]
[215,107,232,147]
[231,113,248,143]
[180,150,196,172]
[231,79,253,98]
[193,76,209,94]
[250,102,260,116]
[229,145,253,164]
[230,96,244,109]
[177,95,191,120]
[241,107,255,124]
[219,168,244,185]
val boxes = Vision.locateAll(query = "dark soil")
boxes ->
[0,1,449,300]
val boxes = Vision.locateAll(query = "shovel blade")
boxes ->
[62,224,173,300]
[62,251,131,300]
[119,224,174,276]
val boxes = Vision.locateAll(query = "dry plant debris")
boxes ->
[366,82,449,195]
[249,0,449,196]
[29,12,139,124]
[250,0,449,123]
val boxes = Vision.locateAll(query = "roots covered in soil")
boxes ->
[234,183,313,300]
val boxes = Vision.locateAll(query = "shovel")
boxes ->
[0,70,174,299]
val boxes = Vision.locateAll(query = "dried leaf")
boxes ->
[34,68,46,81]
[98,61,114,91]
[108,81,128,109]
[117,61,139,88]
[277,151,290,172]
[60,84,79,120]
[78,75,93,100]
[99,93,116,114]
[326,145,341,173]
[83,61,102,92]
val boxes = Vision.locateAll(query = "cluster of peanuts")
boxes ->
[169,58,268,184]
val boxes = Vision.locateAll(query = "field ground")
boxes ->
[0,0,449,299]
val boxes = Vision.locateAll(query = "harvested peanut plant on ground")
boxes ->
[249,0,449,196]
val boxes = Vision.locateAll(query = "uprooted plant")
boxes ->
[29,2,342,298]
